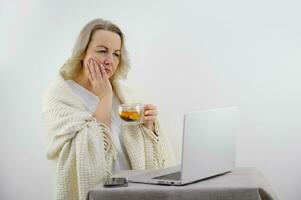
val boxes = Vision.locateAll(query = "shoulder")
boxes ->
[42,74,79,109]
[43,75,64,100]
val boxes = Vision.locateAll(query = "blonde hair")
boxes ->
[60,18,130,81]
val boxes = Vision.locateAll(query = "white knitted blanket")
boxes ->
[42,74,175,200]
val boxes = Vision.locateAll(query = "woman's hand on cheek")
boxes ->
[86,58,113,98]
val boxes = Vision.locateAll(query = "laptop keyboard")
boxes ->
[152,171,181,180]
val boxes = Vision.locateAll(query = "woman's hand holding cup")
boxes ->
[118,103,158,132]
[143,104,158,131]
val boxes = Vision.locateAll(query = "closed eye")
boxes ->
[97,50,107,53]
[96,49,120,58]
[114,53,120,57]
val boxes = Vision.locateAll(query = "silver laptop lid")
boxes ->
[181,106,238,184]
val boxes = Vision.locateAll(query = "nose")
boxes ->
[104,54,113,66]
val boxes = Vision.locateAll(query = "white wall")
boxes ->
[1,0,300,199]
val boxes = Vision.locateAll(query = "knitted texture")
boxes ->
[42,74,175,200]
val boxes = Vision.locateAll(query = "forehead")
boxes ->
[90,29,121,50]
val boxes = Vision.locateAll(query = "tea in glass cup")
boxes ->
[118,103,145,125]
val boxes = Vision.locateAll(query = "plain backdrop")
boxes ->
[1,0,301,199]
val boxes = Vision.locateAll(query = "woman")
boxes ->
[42,18,175,200]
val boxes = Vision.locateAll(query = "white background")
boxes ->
[1,0,300,199]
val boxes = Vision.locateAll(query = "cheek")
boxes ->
[113,59,120,70]
[112,64,119,73]
[83,54,91,66]
[83,52,103,65]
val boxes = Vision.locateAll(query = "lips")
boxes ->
[105,68,111,75]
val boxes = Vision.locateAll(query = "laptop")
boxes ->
[127,106,239,185]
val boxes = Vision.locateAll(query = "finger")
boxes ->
[91,60,99,78]
[144,104,156,110]
[92,59,103,78]
[86,61,93,81]
[100,64,108,80]
[95,62,103,79]
[98,63,105,78]
[89,59,97,80]
[144,115,156,121]
[145,110,158,116]
[93,60,100,78]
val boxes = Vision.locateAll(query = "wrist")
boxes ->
[98,93,113,100]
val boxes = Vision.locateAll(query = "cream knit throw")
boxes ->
[42,74,175,200]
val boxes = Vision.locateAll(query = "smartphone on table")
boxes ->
[103,177,128,187]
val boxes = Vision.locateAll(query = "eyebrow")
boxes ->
[96,45,121,52]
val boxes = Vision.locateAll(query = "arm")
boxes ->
[140,104,176,168]
[93,95,113,128]
[87,58,113,128]
[42,71,117,200]
[43,103,115,199]
[141,120,176,168]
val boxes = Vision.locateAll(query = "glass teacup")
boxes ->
[118,103,145,125]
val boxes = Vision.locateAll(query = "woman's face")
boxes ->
[83,29,121,79]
